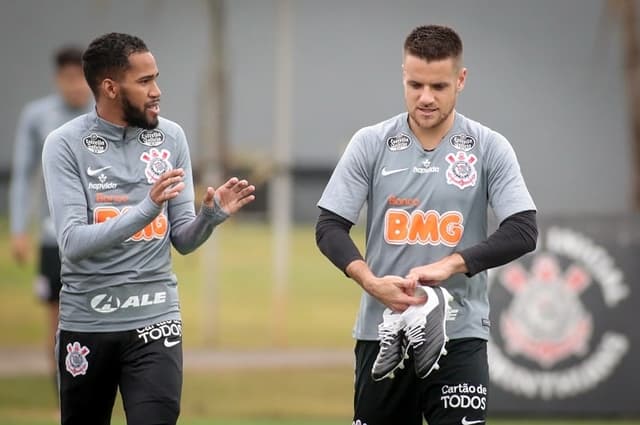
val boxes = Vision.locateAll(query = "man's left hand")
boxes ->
[406,253,468,286]
[203,177,256,215]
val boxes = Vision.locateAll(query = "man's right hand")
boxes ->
[363,275,427,313]
[11,234,30,264]
[149,168,186,205]
[346,260,426,313]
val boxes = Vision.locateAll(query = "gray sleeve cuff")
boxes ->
[139,194,163,218]
[201,197,230,225]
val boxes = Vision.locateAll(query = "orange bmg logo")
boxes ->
[384,208,464,246]
[94,206,168,241]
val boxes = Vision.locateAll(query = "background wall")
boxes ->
[0,0,632,218]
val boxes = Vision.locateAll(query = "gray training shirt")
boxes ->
[318,112,536,341]
[42,109,228,332]
[10,94,91,246]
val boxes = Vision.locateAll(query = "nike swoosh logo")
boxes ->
[87,166,112,176]
[381,167,409,176]
[461,417,485,425]
[163,338,181,348]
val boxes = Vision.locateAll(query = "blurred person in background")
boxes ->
[42,32,255,425]
[9,45,92,378]
[316,25,537,425]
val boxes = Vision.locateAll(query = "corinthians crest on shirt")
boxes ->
[446,151,477,189]
[487,226,631,400]
[140,148,173,184]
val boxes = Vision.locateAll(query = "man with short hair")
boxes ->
[10,45,92,375]
[42,32,255,425]
[316,25,537,424]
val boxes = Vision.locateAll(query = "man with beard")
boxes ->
[316,25,537,425]
[42,33,255,425]
[10,45,91,381]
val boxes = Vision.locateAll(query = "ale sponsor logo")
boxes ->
[90,291,167,314]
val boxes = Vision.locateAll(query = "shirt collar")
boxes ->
[88,108,140,141]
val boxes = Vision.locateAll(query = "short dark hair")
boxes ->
[82,32,148,97]
[404,25,463,63]
[53,45,84,69]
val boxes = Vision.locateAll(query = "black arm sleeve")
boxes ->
[315,207,364,275]
[458,210,538,277]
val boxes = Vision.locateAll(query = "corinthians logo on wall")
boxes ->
[488,225,631,400]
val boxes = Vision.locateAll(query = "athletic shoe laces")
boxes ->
[378,318,404,347]
[405,320,427,348]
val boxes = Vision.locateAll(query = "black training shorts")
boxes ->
[353,338,489,425]
[57,319,183,425]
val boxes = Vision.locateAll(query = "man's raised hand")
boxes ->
[203,177,256,214]
[149,168,186,205]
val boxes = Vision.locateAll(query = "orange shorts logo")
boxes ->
[384,208,464,246]
[93,206,168,241]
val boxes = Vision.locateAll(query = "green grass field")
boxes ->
[0,218,638,424]
[2,372,639,425]
[0,219,364,349]
[0,218,363,424]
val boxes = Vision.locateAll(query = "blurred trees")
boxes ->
[610,0,640,210]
